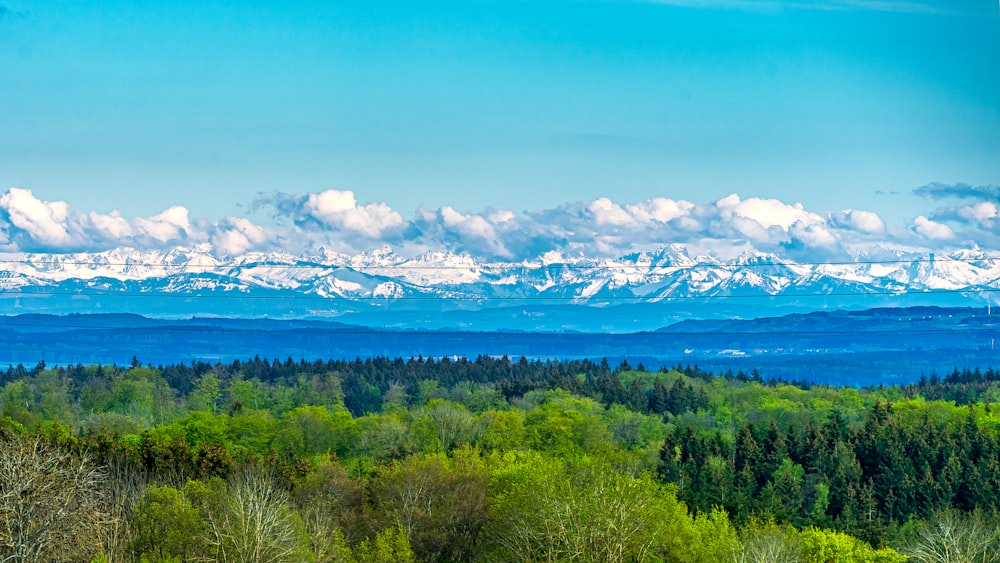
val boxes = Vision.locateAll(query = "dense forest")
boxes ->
[3,355,1000,561]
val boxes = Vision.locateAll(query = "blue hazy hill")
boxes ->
[1,306,997,386]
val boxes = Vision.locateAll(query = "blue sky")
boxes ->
[0,0,998,259]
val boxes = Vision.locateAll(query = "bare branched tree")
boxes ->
[0,434,109,563]
[900,510,1000,563]
[95,456,148,563]
[204,465,304,563]
[733,524,801,563]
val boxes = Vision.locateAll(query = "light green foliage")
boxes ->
[0,370,78,428]
[522,390,612,455]
[109,367,176,426]
[267,382,299,416]
[447,382,505,413]
[79,375,114,419]
[188,372,222,414]
[82,412,144,436]
[290,372,345,410]
[677,507,741,563]
[226,408,279,453]
[478,408,526,451]
[293,460,365,561]
[605,402,669,449]
[409,399,479,452]
[800,528,907,563]
[129,484,207,562]
[616,368,672,392]
[350,527,416,563]
[484,450,701,562]
[733,383,812,426]
[1,359,988,561]
[355,412,412,459]
[381,382,410,412]
[707,381,871,432]
[892,397,966,429]
[831,387,867,421]
[226,374,270,411]
[416,379,448,404]
[968,401,1000,435]
[109,368,154,422]
[176,411,231,448]
[809,482,831,526]
[371,450,488,562]
[0,380,37,427]
[275,404,357,458]
[32,370,76,425]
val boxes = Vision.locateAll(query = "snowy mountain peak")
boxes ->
[2,244,997,326]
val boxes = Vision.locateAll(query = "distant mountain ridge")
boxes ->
[1,244,996,331]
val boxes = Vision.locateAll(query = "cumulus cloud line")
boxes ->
[0,184,994,261]
[0,188,268,255]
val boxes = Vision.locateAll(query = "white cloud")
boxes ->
[87,210,133,239]
[488,209,516,224]
[211,217,269,256]
[0,188,75,247]
[831,209,885,234]
[957,202,999,224]
[587,198,633,226]
[0,190,207,252]
[626,198,694,223]
[913,216,954,240]
[304,190,404,238]
[437,206,510,257]
[716,193,823,230]
[135,206,190,243]
[729,215,781,243]
[584,196,694,228]
[789,221,838,247]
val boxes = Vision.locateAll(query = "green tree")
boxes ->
[350,527,416,563]
[371,450,488,562]
[275,405,356,458]
[293,460,366,560]
[410,399,479,452]
[800,527,906,563]
[188,372,222,414]
[129,483,207,561]
[485,450,699,562]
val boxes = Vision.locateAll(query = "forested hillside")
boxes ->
[2,356,1000,561]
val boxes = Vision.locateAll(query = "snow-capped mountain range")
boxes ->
[0,244,996,331]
